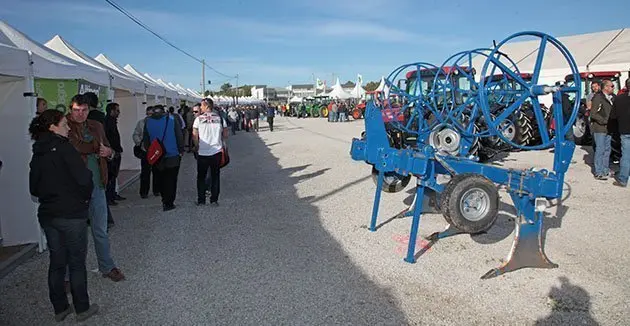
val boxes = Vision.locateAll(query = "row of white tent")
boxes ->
[288,77,389,103]
[0,20,203,249]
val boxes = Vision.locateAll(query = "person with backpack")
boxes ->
[142,105,184,211]
[192,98,228,206]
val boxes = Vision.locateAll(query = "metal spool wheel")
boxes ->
[383,62,447,139]
[478,32,582,150]
[434,48,521,140]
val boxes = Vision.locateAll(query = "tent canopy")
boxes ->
[44,35,145,94]
[0,21,109,85]
[325,78,352,99]
[122,63,164,97]
[0,43,30,78]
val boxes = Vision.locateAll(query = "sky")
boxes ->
[1,0,628,92]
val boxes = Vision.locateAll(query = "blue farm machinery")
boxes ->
[350,31,581,279]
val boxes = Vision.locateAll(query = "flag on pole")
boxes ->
[357,74,363,85]
[316,78,325,90]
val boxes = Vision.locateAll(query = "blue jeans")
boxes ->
[339,112,347,122]
[89,186,116,273]
[619,134,630,186]
[593,133,611,176]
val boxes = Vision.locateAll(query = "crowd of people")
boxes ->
[588,78,629,187]
[28,94,277,322]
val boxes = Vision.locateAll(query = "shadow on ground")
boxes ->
[0,126,408,324]
[536,276,599,326]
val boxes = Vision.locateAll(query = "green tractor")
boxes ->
[303,97,321,118]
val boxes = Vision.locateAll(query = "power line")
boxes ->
[103,0,236,80]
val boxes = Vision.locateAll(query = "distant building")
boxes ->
[291,84,315,98]
[251,85,273,100]
[273,88,290,100]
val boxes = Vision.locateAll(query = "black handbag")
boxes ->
[133,145,145,159]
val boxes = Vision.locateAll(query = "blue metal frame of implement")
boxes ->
[350,31,581,279]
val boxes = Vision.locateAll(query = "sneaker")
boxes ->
[196,200,206,206]
[54,306,73,322]
[114,194,127,201]
[595,175,608,181]
[76,304,99,322]
[613,180,627,188]
[210,202,219,207]
[102,268,125,282]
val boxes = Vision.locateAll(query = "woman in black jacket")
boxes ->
[28,109,99,322]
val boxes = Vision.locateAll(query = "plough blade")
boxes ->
[481,212,557,279]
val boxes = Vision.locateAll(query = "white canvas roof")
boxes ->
[472,28,630,80]
[148,77,178,100]
[168,81,190,101]
[0,20,109,85]
[44,35,144,94]
[187,88,201,99]
[122,64,165,97]
[0,43,30,78]
[350,83,366,98]
[325,78,352,99]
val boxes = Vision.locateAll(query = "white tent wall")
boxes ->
[113,89,142,171]
[0,76,39,246]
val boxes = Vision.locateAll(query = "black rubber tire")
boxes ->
[440,174,499,234]
[512,111,533,147]
[371,166,411,193]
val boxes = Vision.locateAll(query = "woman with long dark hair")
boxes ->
[28,109,99,322]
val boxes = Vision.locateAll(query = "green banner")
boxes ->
[78,80,109,111]
[34,78,78,112]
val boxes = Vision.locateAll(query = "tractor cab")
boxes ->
[403,66,475,106]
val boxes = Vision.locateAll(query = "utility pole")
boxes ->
[235,73,239,105]
[201,59,206,96]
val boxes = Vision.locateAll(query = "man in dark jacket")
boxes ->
[143,105,184,211]
[590,79,615,180]
[66,94,125,282]
[610,78,630,187]
[104,103,125,205]
[267,105,275,132]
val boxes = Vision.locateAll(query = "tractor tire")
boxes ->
[371,166,411,193]
[572,114,592,145]
[352,108,362,120]
[321,107,329,118]
[512,111,533,147]
[311,107,320,118]
[440,173,499,234]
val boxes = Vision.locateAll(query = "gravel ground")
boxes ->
[0,116,628,325]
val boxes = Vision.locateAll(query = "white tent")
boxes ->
[289,96,303,103]
[471,28,630,104]
[375,76,391,97]
[325,78,352,99]
[144,73,178,104]
[44,35,145,171]
[0,21,109,86]
[0,43,40,247]
[44,35,144,94]
[186,88,202,100]
[350,83,366,99]
[124,64,166,105]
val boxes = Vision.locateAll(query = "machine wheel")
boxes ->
[352,108,362,120]
[371,166,411,193]
[440,174,499,234]
[572,114,591,145]
[321,107,329,117]
[311,107,320,118]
